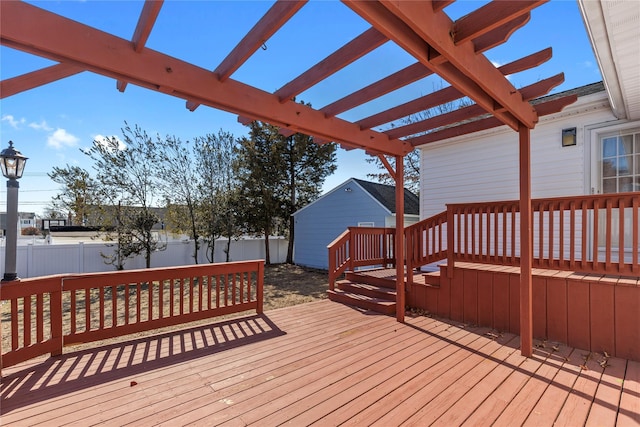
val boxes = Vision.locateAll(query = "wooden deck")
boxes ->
[1,300,638,426]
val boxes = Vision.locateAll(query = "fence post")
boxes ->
[51,277,63,356]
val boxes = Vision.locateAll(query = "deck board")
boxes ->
[1,300,637,426]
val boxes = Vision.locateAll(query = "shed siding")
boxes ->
[293,180,389,269]
[419,92,615,218]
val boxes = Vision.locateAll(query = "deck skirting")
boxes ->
[407,262,640,361]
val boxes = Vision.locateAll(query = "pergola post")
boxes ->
[519,123,533,357]
[395,155,405,322]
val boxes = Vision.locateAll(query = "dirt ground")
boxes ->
[1,263,329,353]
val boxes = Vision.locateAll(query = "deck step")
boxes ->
[345,271,396,289]
[327,289,396,315]
[422,271,441,286]
[336,280,397,299]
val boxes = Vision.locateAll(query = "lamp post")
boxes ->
[1,141,28,282]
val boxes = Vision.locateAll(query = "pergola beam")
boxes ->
[453,1,543,45]
[0,1,410,156]
[356,47,553,130]
[274,27,388,103]
[117,0,163,93]
[407,94,578,146]
[348,0,539,130]
[386,73,565,139]
[320,15,531,119]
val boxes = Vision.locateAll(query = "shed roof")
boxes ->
[353,179,419,215]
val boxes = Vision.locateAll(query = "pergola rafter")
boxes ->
[0,0,580,357]
[116,0,164,93]
[186,0,306,112]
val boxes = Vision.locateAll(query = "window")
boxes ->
[600,130,640,193]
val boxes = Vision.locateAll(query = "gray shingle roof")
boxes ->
[353,178,419,215]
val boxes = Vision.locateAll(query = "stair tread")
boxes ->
[336,281,396,294]
[328,289,395,305]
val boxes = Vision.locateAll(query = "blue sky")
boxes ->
[1,0,601,216]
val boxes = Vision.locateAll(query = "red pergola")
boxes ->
[0,0,578,357]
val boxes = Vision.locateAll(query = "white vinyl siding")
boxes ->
[419,91,614,218]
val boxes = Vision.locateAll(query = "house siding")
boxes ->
[293,180,390,270]
[419,90,616,218]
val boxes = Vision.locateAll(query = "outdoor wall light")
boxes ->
[1,140,28,282]
[562,127,577,147]
[345,187,352,192]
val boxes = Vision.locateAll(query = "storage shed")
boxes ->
[293,178,419,270]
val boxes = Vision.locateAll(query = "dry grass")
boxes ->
[1,263,329,354]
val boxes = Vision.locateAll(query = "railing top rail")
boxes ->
[327,229,350,248]
[447,191,640,211]
[348,226,396,232]
[405,211,447,233]
[60,260,264,287]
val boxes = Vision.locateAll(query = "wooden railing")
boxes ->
[327,227,395,288]
[405,211,448,284]
[449,192,639,276]
[327,193,639,284]
[1,260,264,370]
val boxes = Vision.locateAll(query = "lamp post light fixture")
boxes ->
[1,141,28,282]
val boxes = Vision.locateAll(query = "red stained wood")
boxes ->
[567,277,591,351]
[476,270,493,327]
[509,271,521,335]
[590,279,616,356]
[1,1,410,157]
[532,275,547,339]
[449,269,464,322]
[546,275,568,343]
[493,344,574,426]
[493,271,510,332]
[554,355,604,426]
[0,63,84,98]
[452,1,542,45]
[274,27,388,102]
[614,284,640,359]
[585,357,627,426]
[617,360,640,426]
[463,269,478,325]
[1,301,635,426]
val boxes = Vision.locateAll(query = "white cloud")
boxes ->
[29,120,53,131]
[94,134,126,151]
[47,128,80,149]
[1,114,26,129]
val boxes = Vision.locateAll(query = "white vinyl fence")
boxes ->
[0,237,287,279]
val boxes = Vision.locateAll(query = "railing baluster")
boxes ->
[605,198,613,270]
[137,282,142,322]
[36,293,44,343]
[125,284,130,325]
[582,200,588,269]
[619,199,625,273]
[11,299,18,350]
[85,288,91,332]
[633,195,639,274]
[559,200,565,266]
[23,295,31,347]
[70,289,77,334]
[112,285,117,327]
[570,201,576,269]
[593,199,600,270]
